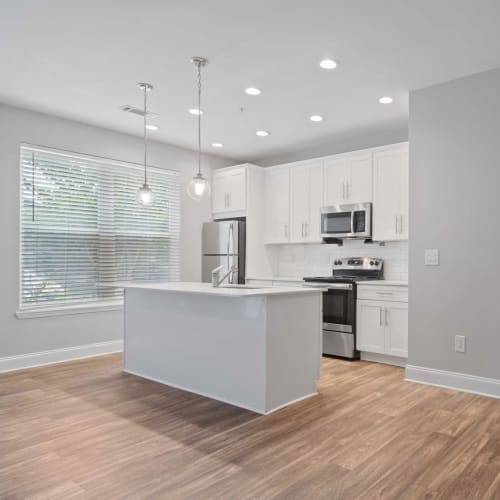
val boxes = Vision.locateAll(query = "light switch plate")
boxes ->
[425,249,440,266]
[455,335,466,353]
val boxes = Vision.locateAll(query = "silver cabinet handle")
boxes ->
[301,222,304,238]
[305,222,308,237]
[342,182,345,200]
[379,307,383,326]
[284,223,288,239]
[395,215,398,234]
[385,307,389,326]
[399,215,403,234]
[346,182,349,199]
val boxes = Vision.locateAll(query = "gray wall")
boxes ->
[256,125,408,166]
[0,103,233,358]
[409,68,500,379]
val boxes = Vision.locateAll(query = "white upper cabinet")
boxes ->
[324,152,372,205]
[323,157,349,205]
[290,161,323,243]
[372,143,409,241]
[265,166,290,244]
[212,166,247,216]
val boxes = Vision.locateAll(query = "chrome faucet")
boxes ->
[212,264,238,288]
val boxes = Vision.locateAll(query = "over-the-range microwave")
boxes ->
[320,202,372,241]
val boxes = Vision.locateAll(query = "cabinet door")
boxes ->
[372,148,404,241]
[212,172,230,213]
[385,302,408,358]
[265,167,290,243]
[290,166,310,242]
[356,300,386,354]
[398,148,409,239]
[226,167,246,211]
[324,157,350,205]
[307,163,324,242]
[348,153,372,203]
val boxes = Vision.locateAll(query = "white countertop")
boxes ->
[248,276,408,287]
[246,276,304,282]
[121,281,325,297]
[357,280,408,287]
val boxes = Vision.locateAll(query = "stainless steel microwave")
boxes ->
[320,202,372,240]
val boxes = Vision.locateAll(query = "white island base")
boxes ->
[123,283,323,415]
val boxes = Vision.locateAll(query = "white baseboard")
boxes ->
[405,364,500,400]
[361,351,407,367]
[0,340,123,373]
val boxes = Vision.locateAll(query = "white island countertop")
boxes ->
[121,281,325,297]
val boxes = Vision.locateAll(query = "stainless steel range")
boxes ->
[303,257,384,359]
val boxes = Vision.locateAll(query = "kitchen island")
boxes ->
[123,282,324,414]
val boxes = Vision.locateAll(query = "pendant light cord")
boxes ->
[143,85,148,185]
[197,61,202,176]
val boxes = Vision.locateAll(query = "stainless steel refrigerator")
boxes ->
[202,221,246,284]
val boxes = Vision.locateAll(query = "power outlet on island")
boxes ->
[455,335,466,353]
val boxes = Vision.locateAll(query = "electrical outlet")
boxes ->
[455,335,466,353]
[425,249,440,266]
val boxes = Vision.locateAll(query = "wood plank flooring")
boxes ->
[1,354,500,499]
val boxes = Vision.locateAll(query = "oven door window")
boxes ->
[322,212,352,234]
[323,289,350,326]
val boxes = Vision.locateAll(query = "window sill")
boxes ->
[16,301,124,319]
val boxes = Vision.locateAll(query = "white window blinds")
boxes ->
[19,145,180,312]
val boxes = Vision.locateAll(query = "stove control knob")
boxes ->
[370,261,375,266]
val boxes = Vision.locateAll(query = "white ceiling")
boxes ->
[1,0,500,162]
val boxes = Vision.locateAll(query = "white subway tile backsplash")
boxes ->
[275,240,408,281]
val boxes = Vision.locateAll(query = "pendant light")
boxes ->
[187,57,211,201]
[137,82,155,205]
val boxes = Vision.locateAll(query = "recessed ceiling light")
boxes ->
[319,59,338,70]
[245,87,261,96]
[188,108,203,115]
[378,96,393,104]
[256,130,270,137]
[146,124,159,131]
[211,142,223,148]
[310,115,324,122]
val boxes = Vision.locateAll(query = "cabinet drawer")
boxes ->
[357,286,408,303]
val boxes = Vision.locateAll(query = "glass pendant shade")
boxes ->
[187,173,210,201]
[137,183,155,205]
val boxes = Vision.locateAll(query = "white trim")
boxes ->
[405,365,500,400]
[16,301,123,319]
[124,369,318,415]
[361,351,407,367]
[0,340,123,373]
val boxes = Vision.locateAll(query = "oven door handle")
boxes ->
[303,282,353,290]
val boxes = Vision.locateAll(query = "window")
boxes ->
[19,145,180,314]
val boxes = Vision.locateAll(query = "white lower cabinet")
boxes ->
[384,302,409,358]
[356,285,408,359]
[357,300,386,354]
